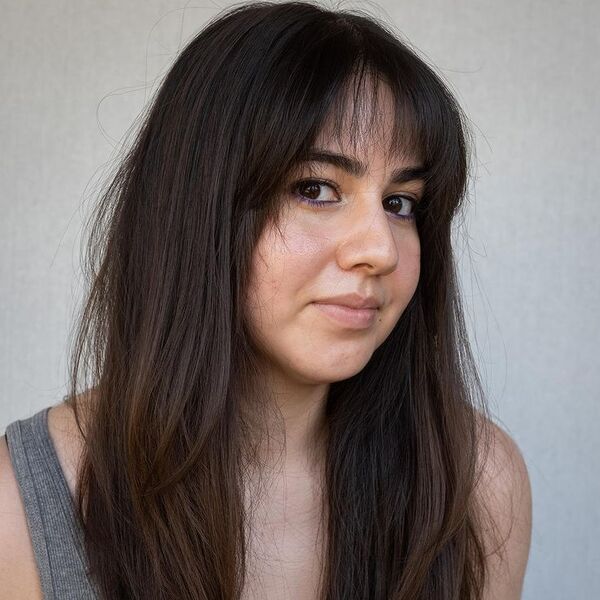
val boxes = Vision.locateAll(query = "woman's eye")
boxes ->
[291,178,417,221]
[383,195,416,221]
[291,179,338,205]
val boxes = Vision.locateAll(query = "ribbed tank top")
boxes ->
[4,406,100,599]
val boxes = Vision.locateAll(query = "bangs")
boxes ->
[292,45,465,215]
[235,8,469,228]
[312,60,425,168]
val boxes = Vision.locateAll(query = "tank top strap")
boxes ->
[5,405,99,599]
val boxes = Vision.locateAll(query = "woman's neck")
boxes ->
[244,367,330,478]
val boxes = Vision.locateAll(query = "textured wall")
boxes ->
[1,1,598,597]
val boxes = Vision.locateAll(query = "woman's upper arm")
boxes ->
[477,420,533,600]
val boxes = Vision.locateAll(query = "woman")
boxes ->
[0,1,532,598]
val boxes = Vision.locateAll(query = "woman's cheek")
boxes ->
[396,229,421,284]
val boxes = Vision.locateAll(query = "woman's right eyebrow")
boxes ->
[301,149,428,184]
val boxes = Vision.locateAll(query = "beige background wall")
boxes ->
[1,1,598,597]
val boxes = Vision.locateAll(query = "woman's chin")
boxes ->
[287,355,374,385]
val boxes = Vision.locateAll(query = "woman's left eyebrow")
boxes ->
[302,149,428,184]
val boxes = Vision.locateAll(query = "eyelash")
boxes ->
[290,178,418,222]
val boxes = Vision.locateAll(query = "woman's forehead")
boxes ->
[313,87,422,166]
[310,129,421,171]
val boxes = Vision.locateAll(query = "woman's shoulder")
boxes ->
[0,433,43,598]
[475,415,531,526]
[474,413,533,599]
[0,391,93,599]
[46,394,92,500]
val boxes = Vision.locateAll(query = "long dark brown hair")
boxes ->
[64,1,497,598]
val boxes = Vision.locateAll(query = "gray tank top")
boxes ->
[4,406,100,599]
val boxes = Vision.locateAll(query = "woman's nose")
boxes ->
[334,198,400,275]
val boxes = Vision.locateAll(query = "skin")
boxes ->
[241,83,425,597]
[245,83,423,473]
[242,81,531,599]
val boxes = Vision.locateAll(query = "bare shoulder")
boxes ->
[474,415,533,600]
[0,434,43,599]
[46,394,91,500]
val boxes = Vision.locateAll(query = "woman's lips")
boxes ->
[311,302,378,329]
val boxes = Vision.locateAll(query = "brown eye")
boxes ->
[384,195,416,221]
[298,181,323,200]
[291,179,338,206]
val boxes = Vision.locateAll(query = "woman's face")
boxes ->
[245,90,424,386]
